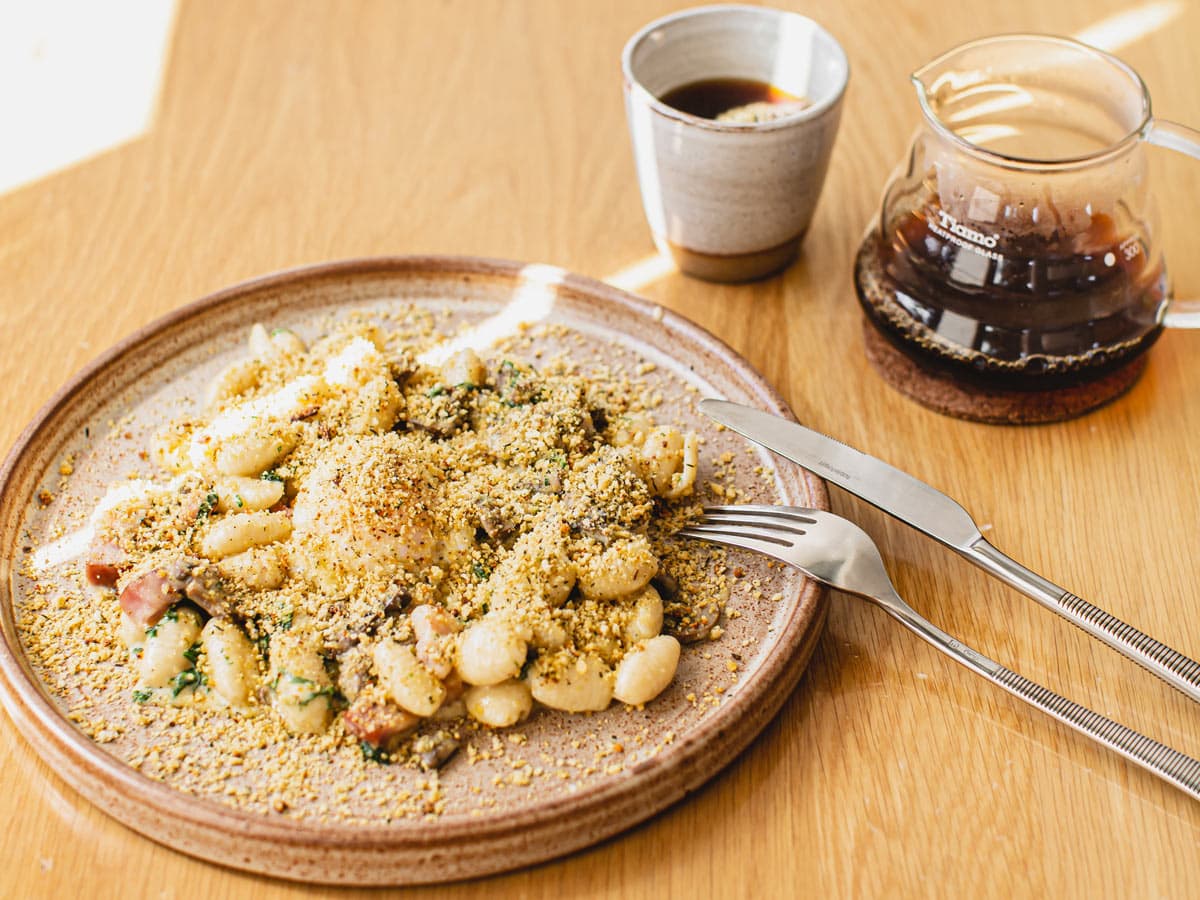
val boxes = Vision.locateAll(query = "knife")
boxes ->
[701,398,1200,705]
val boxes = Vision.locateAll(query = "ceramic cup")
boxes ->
[622,5,849,282]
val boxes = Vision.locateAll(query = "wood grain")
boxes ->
[2,0,1199,897]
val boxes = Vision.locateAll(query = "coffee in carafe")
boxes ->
[854,35,1193,401]
[856,200,1168,389]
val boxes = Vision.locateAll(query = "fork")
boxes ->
[679,505,1200,801]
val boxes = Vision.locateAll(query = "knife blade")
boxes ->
[700,398,1200,705]
[701,400,982,550]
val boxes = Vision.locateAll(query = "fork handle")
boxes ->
[881,594,1200,802]
[969,538,1200,706]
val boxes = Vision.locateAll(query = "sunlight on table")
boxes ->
[0,0,176,195]
[1073,0,1183,50]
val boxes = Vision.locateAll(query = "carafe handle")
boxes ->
[1146,119,1200,327]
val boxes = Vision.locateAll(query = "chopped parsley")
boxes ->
[471,562,491,581]
[299,685,336,707]
[270,671,333,706]
[183,642,201,665]
[498,360,542,405]
[196,490,220,520]
[169,668,205,697]
[144,609,176,638]
[260,470,284,483]
[360,741,391,763]
[132,688,153,704]
[519,650,537,681]
[427,381,484,398]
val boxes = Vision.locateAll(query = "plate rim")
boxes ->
[0,255,828,877]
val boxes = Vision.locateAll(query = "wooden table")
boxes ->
[3,1,1199,896]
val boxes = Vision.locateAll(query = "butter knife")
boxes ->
[701,398,1200,704]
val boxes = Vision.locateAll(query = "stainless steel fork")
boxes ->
[679,505,1200,801]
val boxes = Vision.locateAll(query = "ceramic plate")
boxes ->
[0,257,827,884]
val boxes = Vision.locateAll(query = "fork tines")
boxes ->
[701,505,817,529]
[676,505,817,559]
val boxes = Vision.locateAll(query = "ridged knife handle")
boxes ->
[1058,591,1200,700]
[969,538,1200,705]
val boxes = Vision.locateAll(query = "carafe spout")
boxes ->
[909,46,967,126]
[909,64,937,99]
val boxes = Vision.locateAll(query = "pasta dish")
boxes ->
[80,320,719,769]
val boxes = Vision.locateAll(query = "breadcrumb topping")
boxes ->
[14,304,798,823]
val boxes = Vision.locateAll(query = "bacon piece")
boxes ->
[86,562,121,587]
[342,694,418,747]
[411,604,459,679]
[84,539,127,587]
[119,567,186,627]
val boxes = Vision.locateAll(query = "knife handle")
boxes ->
[969,538,1200,705]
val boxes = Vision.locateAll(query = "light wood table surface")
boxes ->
[3,1,1200,897]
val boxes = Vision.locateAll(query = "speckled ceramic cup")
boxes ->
[622,5,849,282]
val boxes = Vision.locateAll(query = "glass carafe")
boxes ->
[855,34,1200,390]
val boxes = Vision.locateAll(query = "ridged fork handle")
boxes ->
[969,537,1200,705]
[881,591,1200,801]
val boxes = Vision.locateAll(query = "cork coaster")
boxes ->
[862,318,1148,425]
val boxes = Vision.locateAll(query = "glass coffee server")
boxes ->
[856,34,1200,416]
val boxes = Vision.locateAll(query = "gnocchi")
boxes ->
[374,639,447,717]
[440,348,487,387]
[529,653,614,713]
[137,606,203,689]
[214,426,300,477]
[613,636,680,706]
[81,318,727,772]
[639,427,699,499]
[464,680,533,728]
[201,618,259,707]
[574,535,658,600]
[200,510,292,559]
[623,584,664,642]
[215,545,288,590]
[456,618,527,687]
[214,475,285,513]
[270,631,334,734]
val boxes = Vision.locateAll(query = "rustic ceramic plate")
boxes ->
[0,257,827,885]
